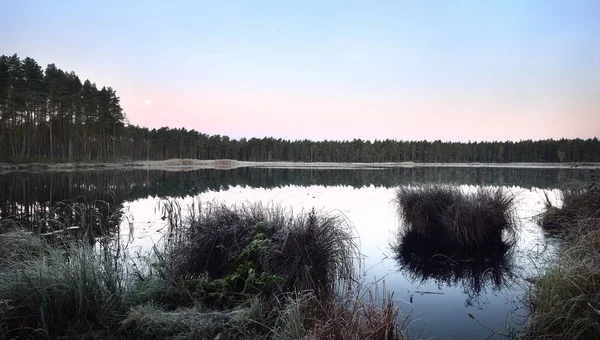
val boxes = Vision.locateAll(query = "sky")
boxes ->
[1,0,599,142]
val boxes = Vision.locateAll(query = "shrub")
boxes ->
[394,185,517,248]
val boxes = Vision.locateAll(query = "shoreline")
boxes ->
[1,159,599,173]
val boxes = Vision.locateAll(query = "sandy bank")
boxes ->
[1,159,598,173]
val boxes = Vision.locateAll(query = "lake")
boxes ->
[0,166,592,339]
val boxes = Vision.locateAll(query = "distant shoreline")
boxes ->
[1,159,598,173]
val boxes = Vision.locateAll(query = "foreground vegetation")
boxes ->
[3,54,600,163]
[528,179,600,339]
[395,185,517,248]
[0,202,403,339]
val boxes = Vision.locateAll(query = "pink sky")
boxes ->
[3,1,599,142]
[120,84,600,142]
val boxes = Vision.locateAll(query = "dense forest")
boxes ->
[1,54,599,163]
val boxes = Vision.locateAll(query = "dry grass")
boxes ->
[540,185,600,234]
[395,185,517,248]
[275,286,403,340]
[527,219,600,339]
[528,176,600,339]
[171,203,360,300]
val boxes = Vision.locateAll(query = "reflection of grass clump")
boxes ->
[392,230,514,306]
[395,185,517,248]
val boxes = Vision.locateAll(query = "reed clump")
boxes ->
[395,185,517,248]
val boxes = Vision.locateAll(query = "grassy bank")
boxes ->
[395,185,517,248]
[527,180,600,339]
[0,202,403,339]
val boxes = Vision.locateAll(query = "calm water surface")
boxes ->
[0,167,593,339]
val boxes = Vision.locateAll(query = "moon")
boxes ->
[144,99,151,106]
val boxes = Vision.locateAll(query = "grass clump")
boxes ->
[539,180,600,233]
[0,229,46,268]
[170,203,360,303]
[395,185,516,248]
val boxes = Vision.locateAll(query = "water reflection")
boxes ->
[393,230,516,308]
[0,195,123,237]
[0,167,589,235]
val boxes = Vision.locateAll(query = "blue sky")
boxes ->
[1,0,599,141]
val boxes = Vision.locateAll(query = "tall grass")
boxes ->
[540,183,600,233]
[528,177,600,339]
[527,219,600,339]
[395,185,517,248]
[0,232,127,339]
[274,286,403,340]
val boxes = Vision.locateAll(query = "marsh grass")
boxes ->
[395,185,517,248]
[1,199,405,339]
[539,183,600,234]
[528,175,600,339]
[527,220,600,339]
[126,200,404,339]
[274,284,403,340]
[0,233,128,339]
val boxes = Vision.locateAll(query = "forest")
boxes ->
[1,54,599,164]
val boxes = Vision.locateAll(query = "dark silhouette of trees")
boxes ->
[1,54,599,163]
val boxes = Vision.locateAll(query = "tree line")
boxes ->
[1,54,599,163]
